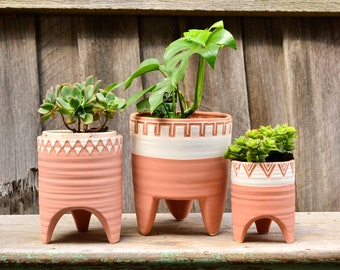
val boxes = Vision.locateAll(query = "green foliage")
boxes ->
[38,76,125,133]
[224,124,297,162]
[112,20,236,118]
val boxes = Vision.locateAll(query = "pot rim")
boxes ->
[130,111,232,123]
[230,159,295,165]
[40,130,118,139]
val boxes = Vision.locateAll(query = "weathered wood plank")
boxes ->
[37,15,81,131]
[0,0,339,16]
[73,15,141,213]
[0,213,339,267]
[243,17,289,128]
[282,17,340,212]
[0,15,40,214]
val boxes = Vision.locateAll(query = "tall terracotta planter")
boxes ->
[37,130,123,244]
[230,159,295,243]
[130,112,232,235]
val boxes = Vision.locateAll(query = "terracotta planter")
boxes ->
[37,130,122,243]
[130,112,232,235]
[230,159,295,243]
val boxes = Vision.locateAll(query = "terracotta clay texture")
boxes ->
[230,160,295,243]
[130,112,232,235]
[37,131,122,244]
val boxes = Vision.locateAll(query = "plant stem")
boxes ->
[61,115,77,132]
[184,55,205,117]
[177,89,185,118]
[93,114,108,132]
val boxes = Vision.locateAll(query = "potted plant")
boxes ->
[37,76,125,243]
[224,124,297,243]
[113,20,236,235]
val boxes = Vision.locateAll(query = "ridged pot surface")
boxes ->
[37,130,123,243]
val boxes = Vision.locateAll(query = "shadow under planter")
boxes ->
[37,130,123,244]
[130,112,232,236]
[230,160,296,243]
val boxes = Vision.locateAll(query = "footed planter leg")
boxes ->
[199,192,226,236]
[165,200,193,221]
[72,210,92,232]
[255,218,272,234]
[135,193,160,235]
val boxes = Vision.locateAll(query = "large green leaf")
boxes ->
[136,98,151,112]
[207,28,236,49]
[125,58,160,89]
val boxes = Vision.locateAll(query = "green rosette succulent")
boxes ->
[38,76,125,132]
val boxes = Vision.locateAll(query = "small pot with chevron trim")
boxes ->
[230,159,295,243]
[130,111,232,236]
[37,130,122,244]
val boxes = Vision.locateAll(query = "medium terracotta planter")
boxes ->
[37,130,122,243]
[130,112,232,235]
[230,159,295,243]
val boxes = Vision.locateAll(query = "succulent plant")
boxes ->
[38,76,125,132]
[224,124,297,162]
[112,20,236,118]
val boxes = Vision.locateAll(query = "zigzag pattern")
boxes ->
[37,137,122,156]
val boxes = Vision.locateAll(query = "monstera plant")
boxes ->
[114,20,236,118]
[37,76,125,244]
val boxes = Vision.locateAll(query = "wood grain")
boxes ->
[76,15,141,213]
[282,17,340,212]
[0,0,339,16]
[0,15,40,214]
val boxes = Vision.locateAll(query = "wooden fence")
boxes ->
[0,1,339,214]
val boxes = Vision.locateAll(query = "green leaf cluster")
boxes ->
[38,76,125,133]
[224,124,297,162]
[112,20,236,118]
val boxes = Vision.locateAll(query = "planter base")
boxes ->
[231,183,295,243]
[132,155,228,236]
[134,194,227,236]
[40,207,121,244]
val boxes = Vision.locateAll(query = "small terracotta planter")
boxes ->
[37,130,122,243]
[230,159,295,243]
[130,112,232,235]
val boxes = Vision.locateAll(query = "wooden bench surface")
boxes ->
[0,212,339,267]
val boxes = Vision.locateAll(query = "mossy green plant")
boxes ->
[224,124,297,162]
